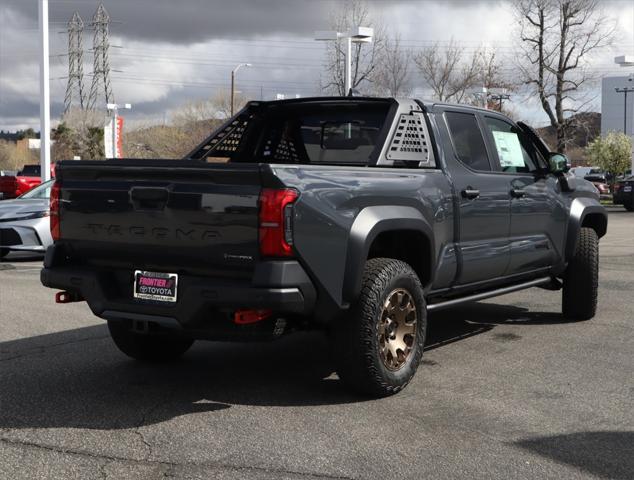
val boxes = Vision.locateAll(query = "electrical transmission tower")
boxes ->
[87,3,114,110]
[63,12,85,114]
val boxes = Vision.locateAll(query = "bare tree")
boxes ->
[413,39,481,103]
[515,0,614,152]
[0,140,21,171]
[322,0,384,95]
[373,34,411,97]
[123,124,192,159]
[172,90,248,125]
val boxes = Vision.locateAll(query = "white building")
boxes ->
[601,74,634,170]
[601,75,634,135]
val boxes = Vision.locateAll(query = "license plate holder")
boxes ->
[624,185,632,192]
[134,270,178,303]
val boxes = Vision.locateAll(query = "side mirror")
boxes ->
[548,153,570,174]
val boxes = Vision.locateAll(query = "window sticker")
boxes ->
[491,131,525,168]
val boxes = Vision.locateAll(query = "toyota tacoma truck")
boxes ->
[40,97,607,396]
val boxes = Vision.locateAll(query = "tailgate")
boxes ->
[56,160,264,278]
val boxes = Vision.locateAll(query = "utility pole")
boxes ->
[64,12,85,114]
[87,3,114,111]
[489,92,511,112]
[38,0,51,182]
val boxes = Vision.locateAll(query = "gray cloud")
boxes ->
[5,0,337,44]
[1,0,630,131]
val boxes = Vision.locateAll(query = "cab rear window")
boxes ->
[188,101,392,166]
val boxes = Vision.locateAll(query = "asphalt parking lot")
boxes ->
[0,208,632,480]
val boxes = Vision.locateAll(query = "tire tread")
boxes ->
[562,227,598,320]
[335,258,426,396]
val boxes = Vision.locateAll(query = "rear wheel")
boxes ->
[562,227,599,320]
[107,320,194,361]
[623,201,634,212]
[333,258,426,397]
[0,249,8,259]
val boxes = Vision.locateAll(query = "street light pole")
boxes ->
[231,63,251,117]
[315,27,373,96]
[614,56,634,174]
[345,36,352,96]
[38,0,51,182]
[615,86,634,134]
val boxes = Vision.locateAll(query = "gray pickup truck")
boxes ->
[41,97,607,396]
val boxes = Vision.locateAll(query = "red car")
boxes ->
[584,173,610,199]
[0,164,55,200]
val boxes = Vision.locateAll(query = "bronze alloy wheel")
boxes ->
[378,288,417,371]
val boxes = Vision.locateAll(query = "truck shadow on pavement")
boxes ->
[0,302,572,431]
[514,431,634,480]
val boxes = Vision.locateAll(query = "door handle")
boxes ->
[461,188,480,200]
[510,188,526,198]
[130,186,169,210]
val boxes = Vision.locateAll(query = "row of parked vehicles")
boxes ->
[1,156,632,262]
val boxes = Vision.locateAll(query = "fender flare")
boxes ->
[565,197,608,260]
[342,205,435,304]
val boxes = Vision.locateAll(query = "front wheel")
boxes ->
[562,227,599,320]
[333,258,426,397]
[107,320,194,362]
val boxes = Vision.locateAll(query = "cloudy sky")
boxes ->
[1,0,633,132]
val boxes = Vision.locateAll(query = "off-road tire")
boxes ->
[107,320,194,361]
[562,227,599,320]
[333,258,426,397]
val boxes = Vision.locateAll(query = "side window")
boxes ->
[444,112,491,171]
[484,117,540,173]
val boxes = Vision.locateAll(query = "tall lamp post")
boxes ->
[615,86,634,134]
[231,63,251,117]
[315,27,374,96]
[38,0,51,181]
[615,55,634,173]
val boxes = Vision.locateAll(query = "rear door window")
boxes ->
[444,112,491,171]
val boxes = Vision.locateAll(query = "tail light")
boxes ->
[258,188,298,257]
[614,183,622,192]
[50,181,61,241]
[234,309,273,325]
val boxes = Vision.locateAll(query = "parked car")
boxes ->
[0,164,55,200]
[0,179,54,258]
[584,173,610,198]
[613,175,634,211]
[570,166,593,178]
[40,97,607,396]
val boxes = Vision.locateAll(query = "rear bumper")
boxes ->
[41,246,317,329]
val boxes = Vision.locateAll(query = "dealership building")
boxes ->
[602,74,634,136]
[601,56,634,170]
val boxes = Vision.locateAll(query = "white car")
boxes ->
[0,179,54,258]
